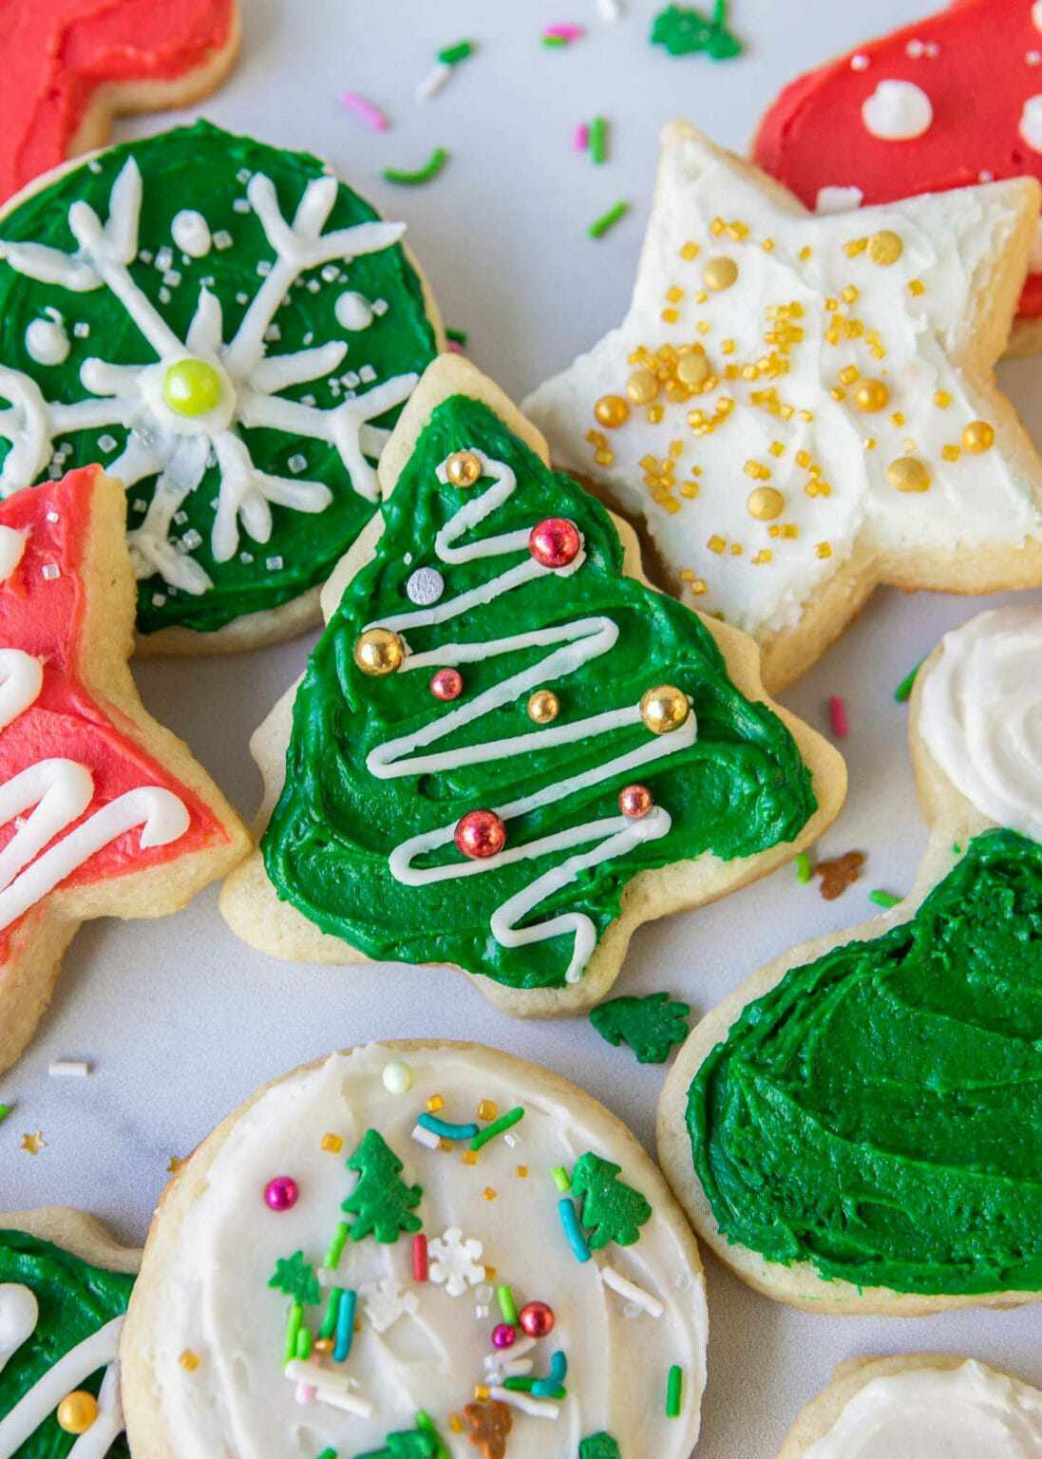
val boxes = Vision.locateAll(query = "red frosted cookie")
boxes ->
[0,467,248,1074]
[0,0,240,203]
[753,0,1042,353]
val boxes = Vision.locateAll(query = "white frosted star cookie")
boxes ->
[122,1041,708,1459]
[525,122,1042,690]
[658,604,1042,1315]
[780,1354,1042,1458]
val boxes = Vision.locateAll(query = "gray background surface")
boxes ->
[5,1,1042,1454]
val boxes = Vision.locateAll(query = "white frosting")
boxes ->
[1035,0,1042,34]
[524,129,1041,638]
[805,1362,1042,1458]
[0,157,417,595]
[919,606,1042,839]
[0,527,27,583]
[146,1046,708,1458]
[815,185,864,214]
[368,451,697,985]
[170,209,212,259]
[24,310,69,366]
[862,80,934,140]
[0,1285,37,1375]
[334,290,374,330]
[1021,95,1042,153]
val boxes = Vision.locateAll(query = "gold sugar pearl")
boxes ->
[868,230,904,266]
[594,394,630,429]
[354,627,405,676]
[626,368,660,405]
[747,486,785,521]
[961,420,995,454]
[57,1392,98,1435]
[639,684,690,735]
[703,256,738,292]
[527,689,560,725]
[853,378,890,413]
[445,451,482,488]
[886,456,931,493]
[676,350,711,389]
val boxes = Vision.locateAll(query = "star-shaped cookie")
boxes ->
[0,466,248,1074]
[524,122,1042,691]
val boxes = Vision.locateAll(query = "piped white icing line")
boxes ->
[68,1361,125,1459]
[862,79,933,140]
[24,310,69,367]
[0,1285,37,1375]
[523,131,1041,639]
[1021,95,1042,154]
[0,644,190,931]
[367,450,697,984]
[171,209,212,259]
[0,158,418,592]
[0,528,28,584]
[148,1046,708,1458]
[920,606,1042,841]
[0,1314,124,1458]
[804,1361,1042,1458]
[815,185,864,214]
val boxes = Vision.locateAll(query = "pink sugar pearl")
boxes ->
[264,1176,299,1211]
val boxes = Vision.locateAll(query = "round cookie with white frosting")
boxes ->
[122,1041,708,1459]
[779,1354,1042,1459]
[0,1206,139,1458]
[523,122,1042,691]
[658,604,1042,1315]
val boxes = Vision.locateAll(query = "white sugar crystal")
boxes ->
[306,279,321,293]
[73,322,90,338]
[151,593,167,606]
[98,434,118,453]
[264,324,282,343]
[48,1059,91,1078]
[41,563,59,580]
[237,167,251,184]
[371,298,389,316]
[359,365,377,384]
[265,555,284,571]
[46,510,59,522]
[162,269,182,287]
[181,528,203,551]
[173,510,188,526]
[88,159,103,174]
[288,453,308,474]
[303,331,314,346]
[240,551,254,564]
[233,198,251,214]
[321,265,339,282]
[132,499,147,514]
[256,260,272,277]
[301,394,316,407]
[155,246,174,272]
[235,292,249,306]
[138,249,153,264]
[213,230,233,250]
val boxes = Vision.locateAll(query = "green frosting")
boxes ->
[0,1228,134,1457]
[590,992,691,1064]
[688,830,1042,1296]
[0,120,437,636]
[262,394,817,990]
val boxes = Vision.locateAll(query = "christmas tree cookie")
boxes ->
[0,1206,139,1457]
[753,0,1042,356]
[0,466,248,1076]
[524,122,1042,690]
[590,992,690,1064]
[780,1354,1042,1458]
[659,604,1042,1314]
[220,356,845,1016]
[0,119,441,651]
[121,1041,709,1458]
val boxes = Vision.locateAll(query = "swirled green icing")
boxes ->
[0,1228,134,1456]
[262,394,817,991]
[688,829,1042,1295]
[0,120,437,636]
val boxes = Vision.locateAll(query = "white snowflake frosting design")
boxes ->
[427,1226,486,1297]
[359,1275,419,1333]
[0,122,438,639]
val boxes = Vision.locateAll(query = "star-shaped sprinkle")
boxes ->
[20,1130,44,1154]
[166,1155,186,1175]
[525,122,1042,689]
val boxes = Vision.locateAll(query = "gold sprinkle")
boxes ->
[730,543,744,556]
[890,412,906,427]
[744,459,771,481]
[679,240,700,261]
[769,440,785,457]
[477,1099,498,1121]
[934,390,952,409]
[720,338,736,355]
[20,1132,44,1155]
[427,1094,444,1113]
[908,279,925,296]
[482,1187,498,1202]
[167,1155,185,1175]
[627,368,660,405]
[868,230,903,265]
[710,216,726,235]
[661,307,680,324]
[474,1385,490,1402]
[707,534,726,554]
[747,486,785,521]
[179,1350,201,1372]
[450,1415,464,1435]
[703,256,738,291]
[941,444,961,462]
[887,456,931,493]
[461,1150,479,1166]
[838,365,860,387]
[762,238,775,252]
[516,1165,529,1178]
[844,238,869,258]
[690,577,707,594]
[798,245,812,262]
[863,437,877,451]
[962,420,996,453]
[853,378,890,413]
[321,1133,343,1154]
[594,394,630,429]
[696,320,711,335]
[666,285,683,304]
[647,404,665,424]
[816,542,833,559]
[751,549,773,565]
[841,285,860,304]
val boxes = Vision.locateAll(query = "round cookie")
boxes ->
[658,604,1042,1314]
[122,1041,708,1458]
[779,1354,1042,1458]
[0,1206,140,1457]
[752,0,1042,356]
[219,354,845,1017]
[0,119,442,651]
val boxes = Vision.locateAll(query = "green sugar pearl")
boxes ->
[162,358,222,417]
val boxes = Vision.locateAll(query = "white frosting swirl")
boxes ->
[143,1046,707,1458]
[920,606,1042,840]
[805,1362,1042,1458]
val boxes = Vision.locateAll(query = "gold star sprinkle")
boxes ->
[21,1131,45,1155]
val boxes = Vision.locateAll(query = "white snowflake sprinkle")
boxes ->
[428,1227,485,1297]
[360,1276,419,1334]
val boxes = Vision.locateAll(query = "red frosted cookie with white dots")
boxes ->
[753,0,1042,354]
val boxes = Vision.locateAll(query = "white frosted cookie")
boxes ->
[122,1041,707,1459]
[658,604,1042,1315]
[780,1354,1042,1458]
[524,122,1042,690]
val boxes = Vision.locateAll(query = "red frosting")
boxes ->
[0,0,236,203]
[753,0,1042,318]
[0,468,225,954]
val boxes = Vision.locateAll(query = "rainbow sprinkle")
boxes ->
[383,148,449,187]
[496,1284,519,1324]
[333,1289,357,1362]
[318,1287,343,1340]
[828,695,849,738]
[325,1221,349,1270]
[418,1111,480,1141]
[869,889,902,909]
[283,1302,303,1364]
[574,122,590,152]
[417,40,474,100]
[544,24,586,43]
[588,201,629,239]
[551,1164,571,1193]
[666,1363,684,1418]
[470,1106,525,1151]
[558,1195,592,1263]
[340,93,389,132]
[589,115,609,165]
[795,851,812,884]
[894,658,924,703]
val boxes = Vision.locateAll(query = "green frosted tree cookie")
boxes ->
[0,120,438,642]
[343,1129,424,1243]
[590,992,690,1063]
[571,1152,652,1250]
